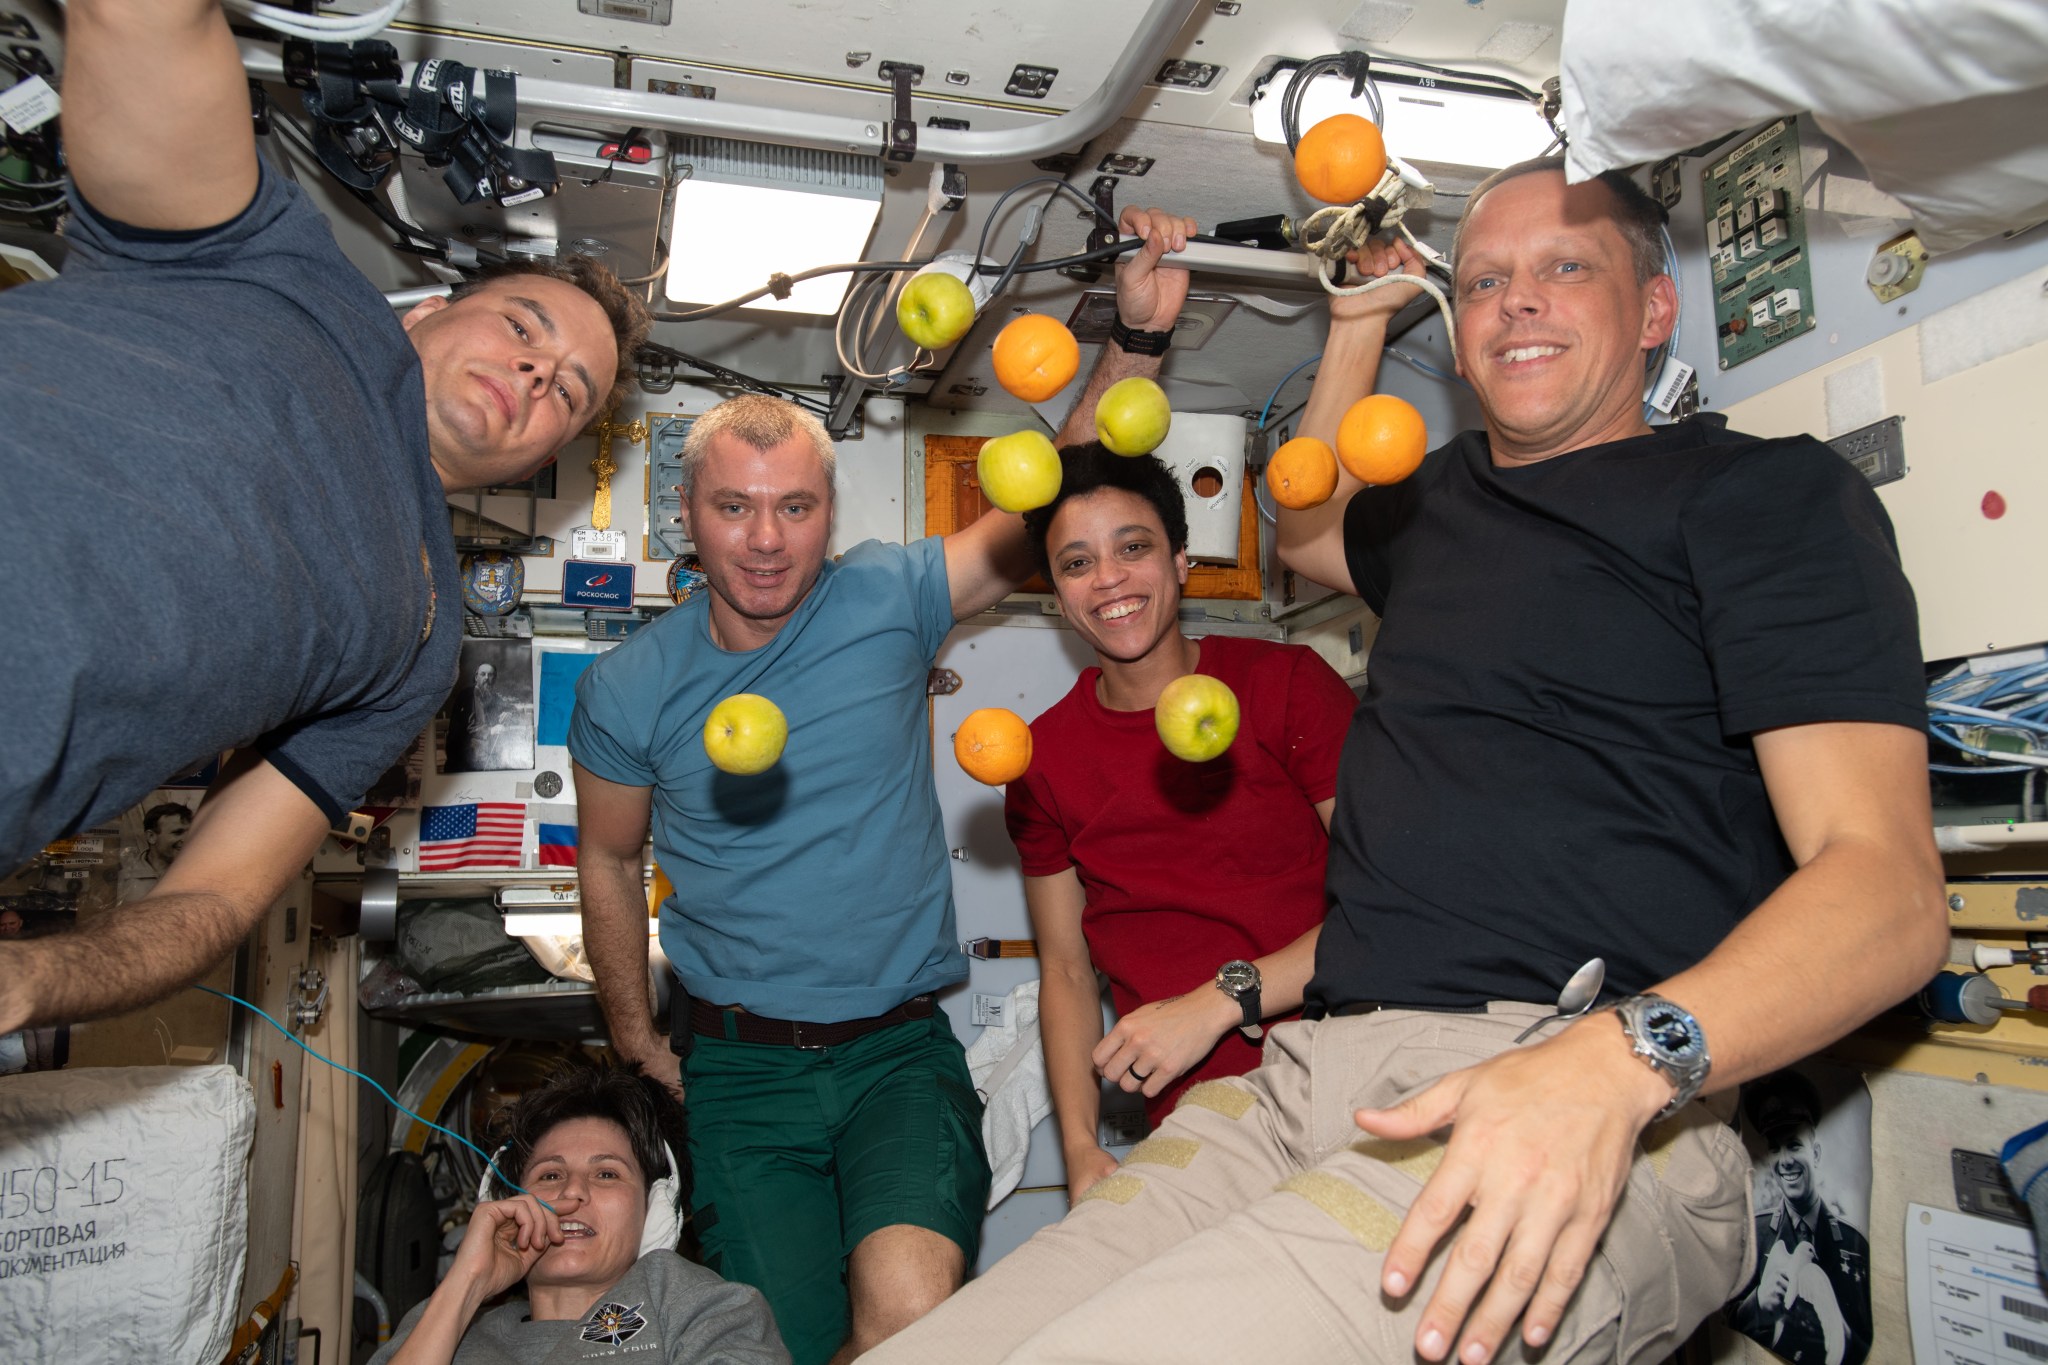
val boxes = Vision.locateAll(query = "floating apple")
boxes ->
[703,693,788,775]
[1095,376,1172,456]
[896,269,978,351]
[1155,674,1239,762]
[977,429,1062,513]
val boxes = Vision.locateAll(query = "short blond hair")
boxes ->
[678,393,837,497]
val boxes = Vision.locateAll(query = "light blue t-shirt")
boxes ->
[568,537,964,1022]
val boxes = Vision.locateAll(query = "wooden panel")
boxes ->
[922,434,1262,602]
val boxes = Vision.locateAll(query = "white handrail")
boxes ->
[241,0,1203,166]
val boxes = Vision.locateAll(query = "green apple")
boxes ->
[977,429,1063,513]
[1154,674,1239,762]
[703,693,788,775]
[896,270,978,351]
[1094,376,1172,456]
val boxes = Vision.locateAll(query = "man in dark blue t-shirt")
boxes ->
[0,1,645,1035]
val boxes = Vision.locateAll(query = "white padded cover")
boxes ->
[1558,0,2048,253]
[0,1065,254,1365]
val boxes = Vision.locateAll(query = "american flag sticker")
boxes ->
[419,802,526,871]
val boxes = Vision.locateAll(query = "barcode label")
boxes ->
[2004,1330,2048,1359]
[2008,1296,2048,1324]
[1649,356,1696,415]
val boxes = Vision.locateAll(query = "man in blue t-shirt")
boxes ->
[0,2,644,1036]
[567,207,1199,1365]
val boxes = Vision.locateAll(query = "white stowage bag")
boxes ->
[963,979,1052,1209]
[0,1065,255,1365]
[1558,0,2048,253]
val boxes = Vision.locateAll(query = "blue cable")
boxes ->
[197,985,548,1207]
[1386,347,1462,385]
[1257,352,1323,433]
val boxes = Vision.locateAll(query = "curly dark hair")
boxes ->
[483,1058,690,1250]
[1021,441,1189,577]
[449,255,651,425]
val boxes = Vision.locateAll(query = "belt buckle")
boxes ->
[790,1020,827,1051]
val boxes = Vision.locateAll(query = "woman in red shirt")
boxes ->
[1006,444,1357,1204]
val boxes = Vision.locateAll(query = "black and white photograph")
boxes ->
[1728,1061,1875,1365]
[442,637,537,774]
[117,791,196,903]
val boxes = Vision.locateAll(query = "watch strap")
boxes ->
[1109,317,1172,356]
[1614,993,1711,1120]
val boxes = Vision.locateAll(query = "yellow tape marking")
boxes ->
[1178,1080,1257,1120]
[1077,1173,1145,1206]
[1277,1171,1402,1252]
[1351,1136,1445,1183]
[1125,1136,1201,1170]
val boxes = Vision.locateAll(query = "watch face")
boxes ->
[1643,1002,1705,1063]
[1218,961,1258,996]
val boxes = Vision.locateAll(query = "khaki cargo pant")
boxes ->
[867,1003,1755,1365]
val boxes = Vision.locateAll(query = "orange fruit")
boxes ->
[1335,394,1428,485]
[992,314,1081,403]
[954,707,1033,786]
[1293,113,1388,206]
[1265,437,1339,510]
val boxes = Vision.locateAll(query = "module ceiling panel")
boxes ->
[353,1,1567,136]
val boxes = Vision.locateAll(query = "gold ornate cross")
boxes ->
[587,411,647,532]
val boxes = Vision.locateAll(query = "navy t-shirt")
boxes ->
[1308,422,1926,1013]
[0,168,460,862]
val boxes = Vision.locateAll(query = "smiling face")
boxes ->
[149,813,191,864]
[1767,1123,1821,1211]
[1046,488,1189,669]
[1452,170,1676,466]
[402,276,619,492]
[520,1117,648,1294]
[680,431,834,649]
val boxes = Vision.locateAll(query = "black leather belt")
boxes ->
[1320,1000,1489,1018]
[688,993,935,1050]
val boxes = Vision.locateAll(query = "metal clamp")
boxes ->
[883,63,917,162]
[291,969,330,1030]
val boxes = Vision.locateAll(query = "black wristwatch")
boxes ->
[1612,994,1712,1120]
[1110,317,1173,356]
[1214,959,1262,1037]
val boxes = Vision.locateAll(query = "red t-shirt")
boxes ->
[1004,635,1357,1122]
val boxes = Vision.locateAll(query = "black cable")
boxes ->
[0,193,65,216]
[972,176,1119,279]
[635,340,833,416]
[0,168,65,190]
[1281,54,1382,155]
[268,108,501,266]
[1368,57,1542,104]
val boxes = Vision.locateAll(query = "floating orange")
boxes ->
[1293,113,1388,206]
[1335,394,1428,485]
[1265,437,1340,510]
[992,314,1081,403]
[954,707,1033,785]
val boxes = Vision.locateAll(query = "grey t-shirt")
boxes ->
[0,166,461,862]
[368,1251,790,1365]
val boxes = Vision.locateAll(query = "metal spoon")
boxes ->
[1512,957,1607,1044]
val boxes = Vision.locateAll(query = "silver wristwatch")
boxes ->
[1612,994,1711,1120]
[1214,959,1262,1038]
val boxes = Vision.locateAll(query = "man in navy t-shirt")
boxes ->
[0,1,644,1034]
[871,162,1946,1365]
